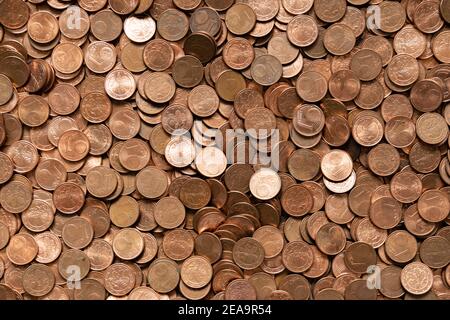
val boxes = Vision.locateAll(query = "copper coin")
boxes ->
[418,189,450,222]
[34,232,62,264]
[0,222,9,250]
[325,193,354,225]
[350,49,382,81]
[419,236,450,269]
[104,263,135,296]
[414,0,443,34]
[144,72,176,104]
[277,87,301,119]
[22,264,55,297]
[348,185,372,218]
[344,242,377,274]
[386,54,419,87]
[224,279,257,300]
[251,55,283,86]
[53,182,85,214]
[109,196,139,228]
[0,74,13,105]
[48,84,81,116]
[58,248,90,280]
[136,167,168,199]
[316,223,346,255]
[393,26,427,59]
[165,135,196,167]
[184,32,217,64]
[0,152,14,184]
[6,233,38,266]
[194,232,222,264]
[401,262,433,295]
[162,229,194,261]
[109,0,139,15]
[179,178,211,210]
[252,225,284,258]
[136,233,158,264]
[314,0,346,22]
[172,55,204,89]
[292,104,325,137]
[223,37,255,70]
[249,168,282,200]
[22,199,54,233]
[381,94,413,122]
[352,114,384,147]
[329,70,361,102]
[90,9,122,42]
[112,228,144,260]
[157,9,189,41]
[321,150,353,182]
[195,147,228,178]
[0,55,29,87]
[59,6,90,39]
[323,24,355,56]
[5,140,39,173]
[367,143,400,176]
[52,43,83,75]
[118,138,151,171]
[58,130,90,162]
[62,216,94,249]
[80,92,112,123]
[84,239,114,271]
[28,11,59,44]
[344,279,377,300]
[181,255,213,289]
[268,32,299,65]
[279,274,311,299]
[188,85,219,117]
[296,71,328,103]
[147,258,180,293]
[84,41,117,74]
[0,0,30,30]
[105,69,136,101]
[0,180,33,214]
[379,266,405,299]
[288,149,320,181]
[124,15,156,43]
[384,116,416,148]
[282,240,314,273]
[432,30,450,63]
[409,142,441,173]
[404,203,435,237]
[86,166,118,198]
[225,3,256,35]
[390,171,423,203]
[154,196,185,229]
[143,39,174,72]
[385,230,418,264]
[281,184,313,217]
[355,218,387,249]
[73,279,106,300]
[287,15,318,48]
[215,70,247,102]
[370,196,403,229]
[190,7,221,37]
[232,237,265,270]
[416,112,448,145]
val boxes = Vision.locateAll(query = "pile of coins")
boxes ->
[0,0,449,300]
